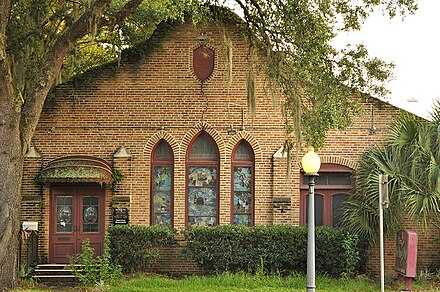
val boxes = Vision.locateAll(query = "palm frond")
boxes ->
[403,187,440,227]
[429,99,440,123]
[388,113,419,150]
[343,111,440,239]
[340,147,403,244]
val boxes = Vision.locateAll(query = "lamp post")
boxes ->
[301,146,321,292]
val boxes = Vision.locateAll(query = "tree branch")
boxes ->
[233,0,271,48]
[0,1,14,118]
[110,0,143,25]
[19,0,143,154]
[0,0,12,38]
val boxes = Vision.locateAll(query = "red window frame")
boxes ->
[300,164,353,226]
[185,132,220,227]
[230,140,255,226]
[150,139,174,227]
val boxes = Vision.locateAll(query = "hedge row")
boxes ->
[182,225,368,276]
[107,225,174,273]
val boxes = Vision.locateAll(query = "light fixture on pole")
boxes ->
[301,146,321,292]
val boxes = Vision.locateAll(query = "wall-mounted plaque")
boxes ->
[113,208,129,225]
[193,46,214,82]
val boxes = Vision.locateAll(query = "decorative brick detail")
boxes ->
[320,155,358,170]
[143,130,180,162]
[189,39,219,85]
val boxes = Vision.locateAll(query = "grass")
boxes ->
[17,272,440,291]
[110,272,439,292]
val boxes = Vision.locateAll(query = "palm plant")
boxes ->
[341,104,440,244]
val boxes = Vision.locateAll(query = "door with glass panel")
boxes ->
[49,186,105,263]
[300,164,353,226]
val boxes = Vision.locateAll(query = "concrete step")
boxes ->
[34,274,79,283]
[33,264,80,283]
[34,264,81,269]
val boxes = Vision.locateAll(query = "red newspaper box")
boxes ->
[396,229,417,291]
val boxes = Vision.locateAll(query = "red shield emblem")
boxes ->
[193,46,215,82]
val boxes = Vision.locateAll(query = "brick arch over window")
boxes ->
[186,131,220,227]
[226,131,262,164]
[295,156,358,171]
[181,122,225,159]
[319,156,358,170]
[143,131,179,163]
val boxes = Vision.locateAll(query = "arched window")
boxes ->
[151,140,173,227]
[301,164,353,226]
[186,132,219,226]
[231,140,255,226]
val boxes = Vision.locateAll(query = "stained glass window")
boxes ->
[232,140,254,226]
[151,140,173,227]
[187,133,219,226]
[189,133,218,160]
[82,196,99,233]
[56,196,73,233]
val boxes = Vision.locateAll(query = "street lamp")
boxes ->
[301,146,321,292]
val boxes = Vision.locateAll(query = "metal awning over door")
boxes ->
[38,155,112,184]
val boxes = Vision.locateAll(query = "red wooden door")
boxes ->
[49,186,105,263]
[300,189,350,226]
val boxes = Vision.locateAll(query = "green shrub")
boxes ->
[183,225,367,277]
[108,225,175,274]
[69,237,123,287]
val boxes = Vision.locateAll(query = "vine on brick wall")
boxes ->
[110,166,124,194]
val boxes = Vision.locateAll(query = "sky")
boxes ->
[334,1,440,119]
[226,1,439,119]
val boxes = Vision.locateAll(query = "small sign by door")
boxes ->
[23,221,38,231]
[113,208,129,225]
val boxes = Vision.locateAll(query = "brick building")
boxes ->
[20,19,439,274]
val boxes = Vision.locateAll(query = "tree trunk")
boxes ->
[0,23,22,289]
[0,84,23,290]
[0,130,22,290]
[0,1,143,288]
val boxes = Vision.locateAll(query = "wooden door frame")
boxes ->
[299,189,352,226]
[49,183,105,263]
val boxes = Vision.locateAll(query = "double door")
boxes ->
[49,186,105,263]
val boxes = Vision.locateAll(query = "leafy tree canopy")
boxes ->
[7,0,187,90]
[5,0,418,150]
